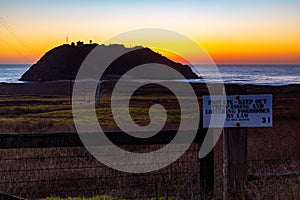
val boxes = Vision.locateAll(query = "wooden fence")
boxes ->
[0,130,213,199]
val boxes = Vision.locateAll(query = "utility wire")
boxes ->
[0,37,32,63]
[0,17,36,63]
[0,17,34,52]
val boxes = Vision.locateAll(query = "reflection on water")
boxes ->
[1,64,300,86]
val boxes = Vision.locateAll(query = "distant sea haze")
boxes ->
[193,64,300,86]
[0,64,300,86]
[0,64,30,83]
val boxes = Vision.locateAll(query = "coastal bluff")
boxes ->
[20,43,198,81]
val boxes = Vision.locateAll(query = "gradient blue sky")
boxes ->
[0,0,299,64]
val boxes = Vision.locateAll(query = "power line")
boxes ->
[0,17,36,63]
[0,37,32,63]
[0,17,35,52]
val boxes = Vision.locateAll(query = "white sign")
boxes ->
[203,94,272,128]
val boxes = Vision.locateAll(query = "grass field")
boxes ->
[43,196,178,200]
[0,81,300,199]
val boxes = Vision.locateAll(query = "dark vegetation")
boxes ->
[0,82,299,199]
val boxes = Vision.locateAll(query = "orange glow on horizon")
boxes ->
[1,44,300,65]
[1,1,299,65]
[1,36,299,65]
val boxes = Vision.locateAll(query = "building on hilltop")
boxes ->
[76,41,84,46]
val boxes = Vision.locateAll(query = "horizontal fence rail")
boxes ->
[248,171,300,181]
[0,130,204,149]
[0,192,26,200]
[0,130,211,199]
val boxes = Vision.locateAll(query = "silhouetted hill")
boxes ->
[20,43,198,81]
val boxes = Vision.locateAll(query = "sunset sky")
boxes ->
[0,0,299,64]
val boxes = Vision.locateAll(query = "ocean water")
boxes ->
[0,64,30,83]
[191,64,300,85]
[0,64,300,85]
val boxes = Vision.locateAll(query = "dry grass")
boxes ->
[43,196,117,200]
[42,196,178,200]
[0,145,199,199]
[212,118,300,199]
[0,82,300,199]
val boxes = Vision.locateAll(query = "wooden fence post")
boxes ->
[196,120,214,199]
[199,131,214,199]
[223,85,248,200]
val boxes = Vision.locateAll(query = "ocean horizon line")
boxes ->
[0,63,299,66]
